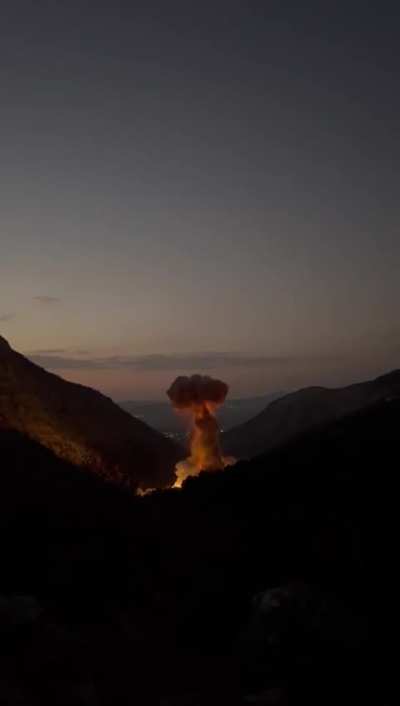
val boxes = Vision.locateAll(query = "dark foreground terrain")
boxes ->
[0,399,397,705]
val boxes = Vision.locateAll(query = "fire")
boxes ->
[167,375,235,488]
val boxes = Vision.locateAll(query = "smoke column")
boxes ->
[167,375,235,487]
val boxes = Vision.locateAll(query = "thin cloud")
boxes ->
[33,348,92,355]
[33,296,61,305]
[32,348,68,355]
[27,351,292,372]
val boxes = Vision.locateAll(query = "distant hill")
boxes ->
[0,335,182,489]
[120,392,283,438]
[222,369,400,459]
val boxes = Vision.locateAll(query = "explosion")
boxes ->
[167,374,235,487]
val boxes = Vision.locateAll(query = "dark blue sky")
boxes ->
[1,1,399,398]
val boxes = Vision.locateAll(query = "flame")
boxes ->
[172,401,235,488]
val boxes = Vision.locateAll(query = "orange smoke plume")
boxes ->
[167,375,235,487]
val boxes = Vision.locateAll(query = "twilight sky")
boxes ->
[1,1,399,399]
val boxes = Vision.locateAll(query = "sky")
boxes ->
[1,1,399,400]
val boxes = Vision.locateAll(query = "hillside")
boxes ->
[0,335,182,489]
[222,369,400,459]
[0,398,396,705]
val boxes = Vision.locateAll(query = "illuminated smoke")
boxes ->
[167,374,228,410]
[167,375,235,487]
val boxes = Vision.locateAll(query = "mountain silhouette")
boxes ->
[0,395,395,705]
[0,335,182,489]
[120,392,283,437]
[222,369,400,459]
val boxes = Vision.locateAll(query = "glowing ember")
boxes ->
[167,375,235,487]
